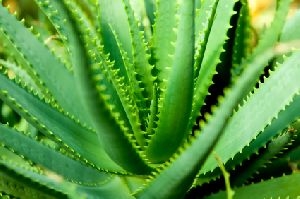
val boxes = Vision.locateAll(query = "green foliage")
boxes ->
[0,0,300,198]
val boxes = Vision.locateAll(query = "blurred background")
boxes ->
[250,0,300,30]
[2,0,300,28]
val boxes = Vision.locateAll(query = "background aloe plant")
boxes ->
[0,0,300,198]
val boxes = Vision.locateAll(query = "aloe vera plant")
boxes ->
[0,0,300,198]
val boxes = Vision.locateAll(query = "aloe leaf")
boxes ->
[189,0,238,132]
[231,0,251,76]
[0,146,33,166]
[0,123,110,184]
[146,0,194,163]
[137,15,297,197]
[151,0,177,84]
[98,0,133,70]
[0,72,124,173]
[122,0,154,100]
[232,131,296,186]
[74,0,98,21]
[225,94,300,172]
[0,164,57,199]
[62,0,144,146]
[71,0,148,143]
[197,0,292,174]
[96,3,150,137]
[60,0,152,174]
[146,84,158,136]
[0,156,134,199]
[0,147,63,198]
[39,0,135,133]
[194,0,219,80]
[197,93,300,184]
[0,148,133,199]
[129,0,153,42]
[107,26,146,146]
[0,59,43,98]
[33,0,74,68]
[76,177,135,199]
[144,0,155,28]
[0,5,89,126]
[206,173,300,199]
[136,45,274,198]
[192,1,291,173]
[201,50,300,174]
[0,28,51,100]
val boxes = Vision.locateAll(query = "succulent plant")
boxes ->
[0,0,300,198]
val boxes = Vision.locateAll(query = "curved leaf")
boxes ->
[61,0,152,174]
[146,0,195,163]
[0,124,110,184]
[206,173,300,199]
[0,72,124,173]
[0,4,89,126]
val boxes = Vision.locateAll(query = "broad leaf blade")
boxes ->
[202,49,300,174]
[0,159,131,199]
[61,0,152,174]
[206,173,300,199]
[189,0,238,132]
[0,72,124,173]
[0,5,89,126]
[0,124,110,184]
[197,93,300,184]
[146,0,195,163]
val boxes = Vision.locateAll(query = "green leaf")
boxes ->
[97,0,133,73]
[76,177,135,199]
[0,72,124,173]
[144,0,155,29]
[146,84,158,136]
[0,59,43,98]
[152,0,177,84]
[146,0,195,163]
[0,123,110,184]
[74,0,98,21]
[193,1,297,176]
[205,173,300,199]
[201,49,300,174]
[65,0,143,142]
[0,164,57,199]
[122,0,154,102]
[137,14,296,198]
[232,131,296,186]
[0,5,89,126]
[61,0,152,174]
[106,27,146,146]
[197,93,300,184]
[194,0,219,80]
[39,0,135,133]
[197,0,293,174]
[136,47,275,198]
[34,0,75,69]
[0,26,51,100]
[231,0,251,76]
[189,0,238,132]
[0,158,134,199]
[226,94,300,173]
